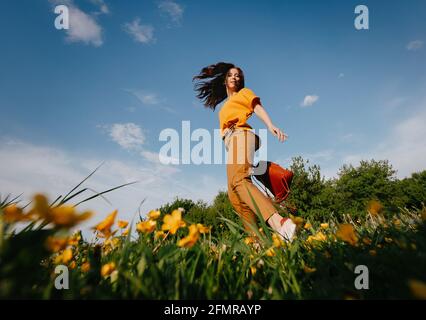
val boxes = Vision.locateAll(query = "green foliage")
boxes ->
[286,156,330,219]
[397,171,426,210]
[334,159,399,217]
[285,156,426,221]
[158,191,242,238]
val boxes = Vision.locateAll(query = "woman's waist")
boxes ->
[222,126,254,142]
[221,124,253,139]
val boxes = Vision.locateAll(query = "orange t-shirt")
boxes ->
[218,87,261,137]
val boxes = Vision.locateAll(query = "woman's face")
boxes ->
[225,68,242,92]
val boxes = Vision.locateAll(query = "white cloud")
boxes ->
[340,103,426,178]
[125,89,176,114]
[130,90,160,105]
[141,150,161,164]
[158,0,184,23]
[123,18,155,44]
[109,123,146,150]
[89,0,109,15]
[406,40,423,51]
[141,150,181,166]
[301,95,319,107]
[50,0,104,47]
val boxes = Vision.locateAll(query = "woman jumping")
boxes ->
[192,62,297,242]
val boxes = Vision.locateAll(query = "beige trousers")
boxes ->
[224,128,278,233]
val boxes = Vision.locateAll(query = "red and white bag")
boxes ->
[252,160,294,204]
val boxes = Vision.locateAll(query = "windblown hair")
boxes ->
[192,62,245,111]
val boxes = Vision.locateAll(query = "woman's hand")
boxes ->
[253,104,288,142]
[268,124,288,142]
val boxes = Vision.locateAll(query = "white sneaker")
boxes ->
[278,218,297,243]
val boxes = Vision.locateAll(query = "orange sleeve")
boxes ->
[241,88,261,112]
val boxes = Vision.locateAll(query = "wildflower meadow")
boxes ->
[1,156,425,300]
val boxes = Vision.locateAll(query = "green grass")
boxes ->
[0,191,425,299]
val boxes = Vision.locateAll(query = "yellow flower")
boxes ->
[93,210,118,238]
[244,237,255,245]
[28,194,50,219]
[117,220,128,229]
[307,231,327,244]
[177,224,199,248]
[384,237,393,243]
[320,223,329,230]
[272,233,284,248]
[55,248,73,264]
[303,265,317,273]
[154,230,166,239]
[46,236,69,252]
[250,266,257,276]
[101,262,116,277]
[196,223,211,234]
[303,222,312,230]
[136,220,157,233]
[408,279,426,300]
[68,232,81,246]
[161,209,186,234]
[362,237,372,246]
[336,224,358,246]
[148,210,161,220]
[393,219,401,227]
[49,206,92,228]
[367,199,383,216]
[81,262,90,273]
[290,216,304,228]
[104,237,121,249]
[3,204,32,223]
[69,261,76,270]
[122,228,129,236]
[28,194,92,228]
[265,248,276,257]
[63,248,73,263]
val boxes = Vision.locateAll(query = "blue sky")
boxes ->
[1,0,425,227]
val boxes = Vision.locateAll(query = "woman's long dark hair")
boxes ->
[192,62,245,111]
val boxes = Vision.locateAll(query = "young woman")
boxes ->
[192,62,297,242]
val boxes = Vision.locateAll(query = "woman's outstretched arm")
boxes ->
[253,103,287,143]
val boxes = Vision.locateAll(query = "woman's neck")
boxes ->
[226,88,239,99]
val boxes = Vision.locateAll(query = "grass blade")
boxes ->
[60,161,105,205]
[73,181,139,207]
